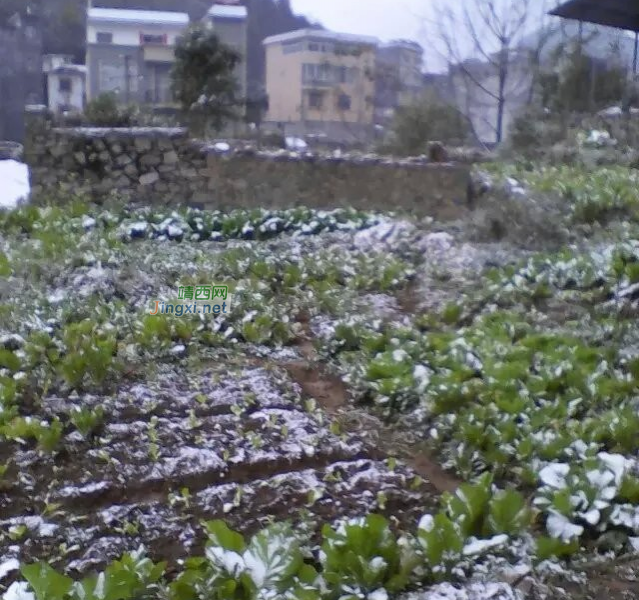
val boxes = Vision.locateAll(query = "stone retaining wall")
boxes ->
[24,119,473,219]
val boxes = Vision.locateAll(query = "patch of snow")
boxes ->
[546,512,583,542]
[205,547,244,575]
[582,129,617,148]
[0,559,19,581]
[0,160,30,209]
[352,219,416,251]
[413,364,431,391]
[418,514,435,532]
[208,4,247,18]
[597,106,623,118]
[82,216,97,230]
[505,177,526,197]
[400,582,521,600]
[57,480,111,499]
[0,516,58,539]
[167,225,183,239]
[0,334,25,351]
[463,535,509,556]
[169,344,186,357]
[598,452,631,486]
[158,447,225,478]
[369,557,387,573]
[87,7,189,26]
[128,221,148,236]
[392,349,409,362]
[3,582,35,600]
[285,137,308,151]
[539,463,570,488]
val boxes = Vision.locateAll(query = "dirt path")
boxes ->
[280,326,462,496]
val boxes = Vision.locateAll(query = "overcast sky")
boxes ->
[288,1,596,72]
[290,0,436,65]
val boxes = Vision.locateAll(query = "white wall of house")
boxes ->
[87,23,185,47]
[87,8,189,47]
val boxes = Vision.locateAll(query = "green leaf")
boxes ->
[443,473,493,537]
[619,476,639,503]
[20,563,73,600]
[321,515,408,593]
[245,522,305,589]
[0,251,11,277]
[0,349,20,372]
[417,513,464,578]
[203,520,246,553]
[487,489,532,536]
[535,536,580,561]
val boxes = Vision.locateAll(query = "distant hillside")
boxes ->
[1,0,319,94]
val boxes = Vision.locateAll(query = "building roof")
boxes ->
[207,5,247,19]
[87,7,189,27]
[380,39,423,53]
[51,64,87,76]
[550,0,639,32]
[263,28,379,47]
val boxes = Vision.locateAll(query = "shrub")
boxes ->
[84,92,134,127]
[171,25,241,136]
[509,109,566,157]
[382,92,470,156]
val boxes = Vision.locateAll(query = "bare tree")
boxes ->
[429,0,554,145]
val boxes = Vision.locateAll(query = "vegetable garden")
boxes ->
[3,165,639,599]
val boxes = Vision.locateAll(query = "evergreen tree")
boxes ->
[171,24,240,134]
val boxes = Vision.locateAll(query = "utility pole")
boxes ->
[124,54,130,104]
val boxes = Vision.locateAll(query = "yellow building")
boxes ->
[263,28,379,144]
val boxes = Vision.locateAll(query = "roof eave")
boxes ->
[550,0,639,33]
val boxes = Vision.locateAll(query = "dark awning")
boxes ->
[550,0,639,33]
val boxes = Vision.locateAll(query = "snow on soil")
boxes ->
[353,219,416,251]
[400,582,522,600]
[0,351,435,573]
[0,160,30,209]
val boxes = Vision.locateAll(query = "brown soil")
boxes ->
[280,327,462,496]
[284,360,348,414]
[405,447,461,495]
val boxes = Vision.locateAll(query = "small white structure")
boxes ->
[0,160,30,209]
[47,64,87,114]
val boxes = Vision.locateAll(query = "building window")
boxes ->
[337,93,351,111]
[308,42,333,53]
[97,32,113,43]
[282,41,302,54]
[308,90,324,110]
[303,63,334,84]
[59,78,72,92]
[141,33,167,45]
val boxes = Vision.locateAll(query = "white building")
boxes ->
[47,64,87,114]
[202,1,249,101]
[86,7,190,104]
